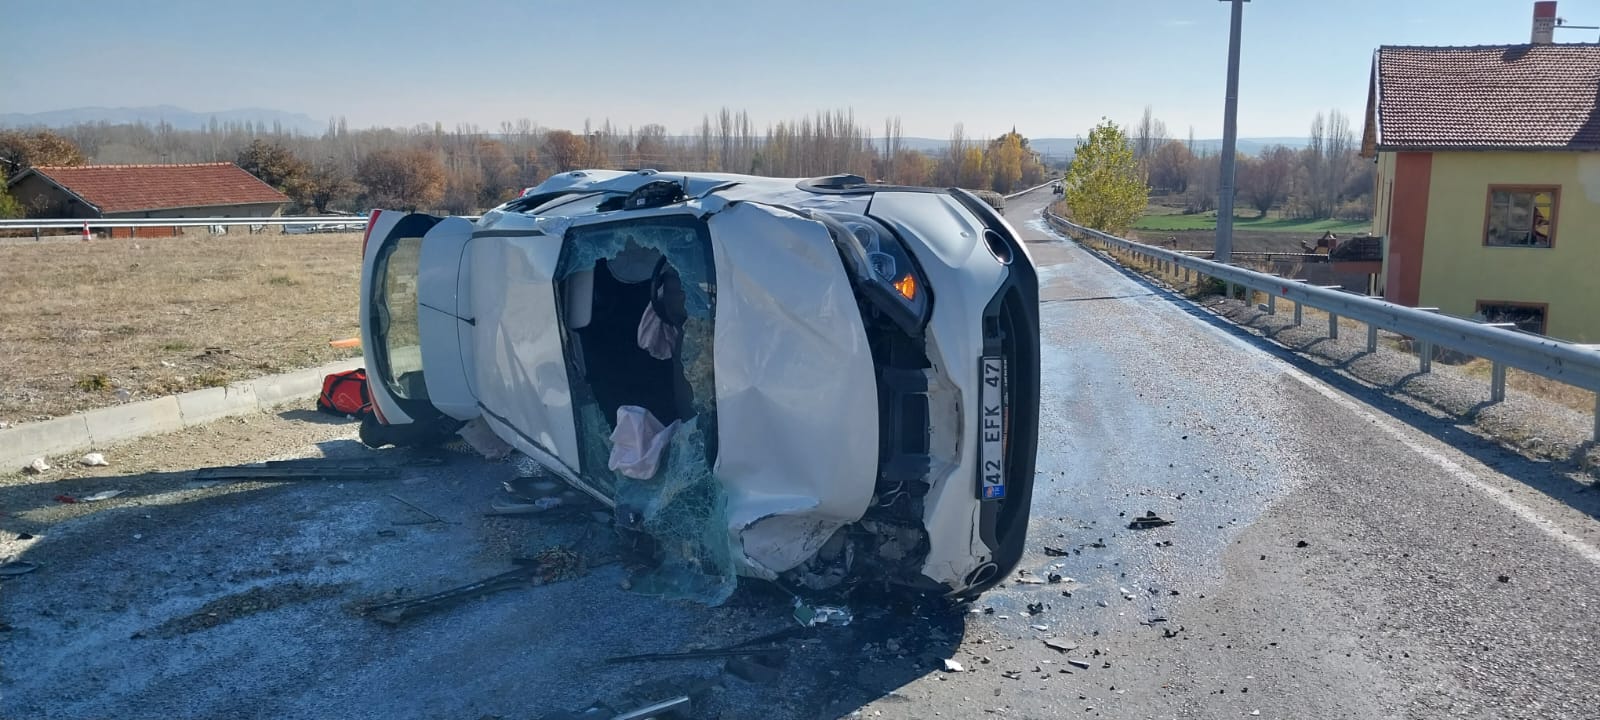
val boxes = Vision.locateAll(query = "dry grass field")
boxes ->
[0,231,364,423]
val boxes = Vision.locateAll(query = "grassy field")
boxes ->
[0,231,364,422]
[1134,210,1371,235]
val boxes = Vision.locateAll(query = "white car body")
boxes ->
[359,170,1039,600]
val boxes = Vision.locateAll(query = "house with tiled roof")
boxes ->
[5,163,288,235]
[1362,9,1600,342]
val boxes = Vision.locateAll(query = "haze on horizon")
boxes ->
[0,0,1578,138]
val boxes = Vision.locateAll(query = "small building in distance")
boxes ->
[1362,34,1600,342]
[5,162,288,237]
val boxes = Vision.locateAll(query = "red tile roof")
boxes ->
[1368,44,1600,152]
[20,163,289,214]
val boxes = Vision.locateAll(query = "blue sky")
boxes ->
[1,0,1589,138]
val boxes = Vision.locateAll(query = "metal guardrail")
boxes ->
[0,216,369,230]
[0,183,1057,233]
[1045,211,1600,441]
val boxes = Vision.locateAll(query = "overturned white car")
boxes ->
[358,170,1039,602]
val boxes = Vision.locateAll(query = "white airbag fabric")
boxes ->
[608,405,680,480]
[636,304,680,360]
[708,203,878,577]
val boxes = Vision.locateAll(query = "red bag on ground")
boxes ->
[317,369,372,417]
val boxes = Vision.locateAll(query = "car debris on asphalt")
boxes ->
[192,459,399,482]
[78,489,126,502]
[793,599,853,627]
[0,560,40,577]
[1127,511,1175,530]
[362,547,584,625]
[385,493,450,524]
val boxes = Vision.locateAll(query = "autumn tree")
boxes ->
[987,131,1026,194]
[892,149,934,186]
[1063,120,1148,234]
[957,147,986,189]
[476,140,520,206]
[0,130,86,172]
[1146,140,1193,194]
[236,139,309,193]
[357,148,445,211]
[299,164,357,212]
[543,130,588,173]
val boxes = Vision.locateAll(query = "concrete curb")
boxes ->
[0,358,362,471]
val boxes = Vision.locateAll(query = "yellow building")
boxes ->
[1363,43,1600,342]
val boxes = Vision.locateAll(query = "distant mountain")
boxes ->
[0,106,324,135]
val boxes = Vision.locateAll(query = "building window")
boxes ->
[1476,301,1547,335]
[1484,187,1556,248]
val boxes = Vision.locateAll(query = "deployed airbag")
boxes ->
[608,405,680,480]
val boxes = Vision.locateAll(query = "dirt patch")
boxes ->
[0,231,364,424]
[149,581,350,638]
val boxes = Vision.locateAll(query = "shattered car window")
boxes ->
[555,214,735,604]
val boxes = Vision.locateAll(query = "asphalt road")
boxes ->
[3,188,1598,719]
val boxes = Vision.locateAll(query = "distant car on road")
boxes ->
[358,169,1039,600]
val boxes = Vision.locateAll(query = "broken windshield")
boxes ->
[554,212,732,603]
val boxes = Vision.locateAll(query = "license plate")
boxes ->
[979,356,1006,501]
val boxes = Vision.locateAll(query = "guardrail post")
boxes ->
[1480,323,1520,403]
[1415,308,1440,374]
[1267,294,1276,314]
[1225,281,1234,300]
[1317,286,1343,339]
[1367,323,1378,353]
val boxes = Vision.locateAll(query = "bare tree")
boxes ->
[1133,106,1168,160]
[1239,145,1295,217]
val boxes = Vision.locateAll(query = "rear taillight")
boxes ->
[360,209,381,254]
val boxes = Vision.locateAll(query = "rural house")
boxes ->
[5,162,288,236]
[1362,9,1600,342]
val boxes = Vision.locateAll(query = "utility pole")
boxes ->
[1215,0,1248,264]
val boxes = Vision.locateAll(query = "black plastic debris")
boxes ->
[363,548,582,625]
[192,460,398,482]
[1067,660,1091,670]
[1044,546,1071,557]
[0,560,40,577]
[1127,511,1174,530]
[1048,572,1064,584]
[1295,540,1310,548]
[1026,602,1046,615]
[608,626,805,665]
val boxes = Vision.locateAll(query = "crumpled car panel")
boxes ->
[707,202,879,579]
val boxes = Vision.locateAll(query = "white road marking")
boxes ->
[1029,212,1600,568]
